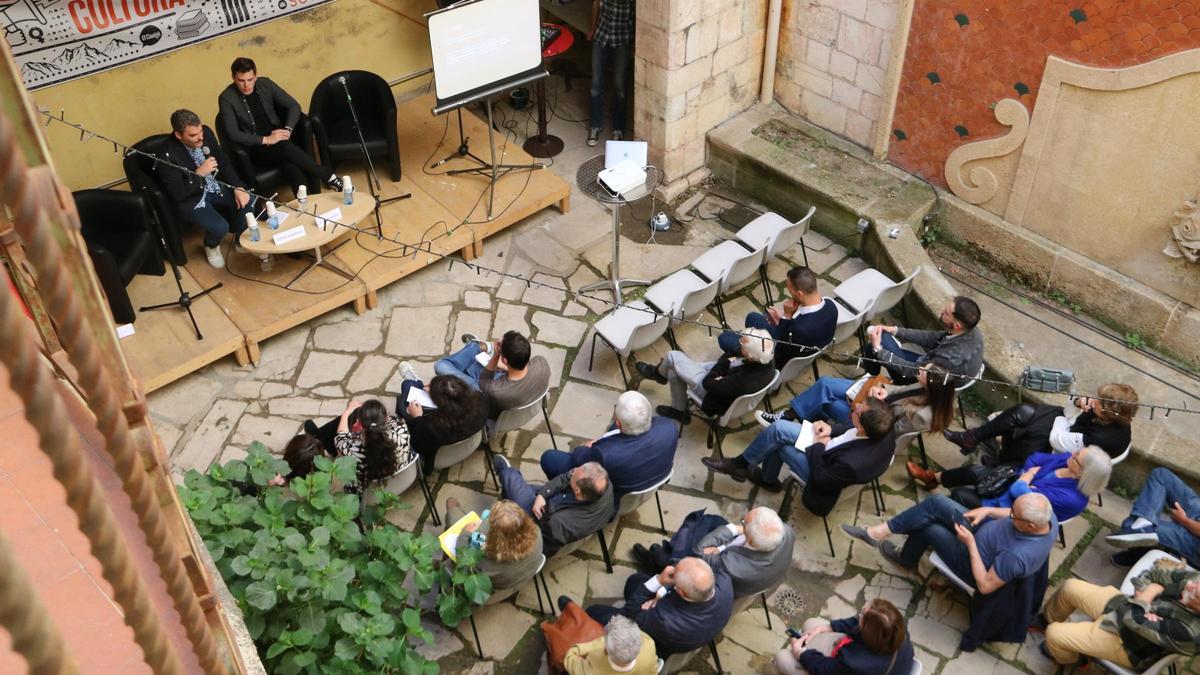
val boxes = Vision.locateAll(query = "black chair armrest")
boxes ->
[85,240,137,325]
[225,143,260,192]
[308,113,331,167]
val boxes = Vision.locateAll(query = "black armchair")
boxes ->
[308,71,401,182]
[73,189,165,325]
[215,110,319,195]
[122,134,189,265]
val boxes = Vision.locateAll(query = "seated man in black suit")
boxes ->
[538,390,678,509]
[493,456,613,557]
[584,556,734,658]
[160,109,255,269]
[636,328,776,425]
[217,57,342,194]
[715,266,838,367]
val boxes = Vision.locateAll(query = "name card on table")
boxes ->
[273,226,307,246]
[314,207,343,232]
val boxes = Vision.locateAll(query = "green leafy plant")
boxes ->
[1124,332,1147,350]
[179,443,491,674]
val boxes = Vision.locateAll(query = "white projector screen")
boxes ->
[428,0,543,105]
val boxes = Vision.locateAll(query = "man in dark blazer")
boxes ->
[586,556,734,658]
[494,457,613,556]
[703,397,895,515]
[636,328,776,425]
[697,506,794,598]
[538,391,678,509]
[217,57,341,194]
[715,266,838,367]
[160,108,254,269]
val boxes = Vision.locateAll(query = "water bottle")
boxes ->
[342,175,353,205]
[248,220,260,242]
[266,200,280,230]
[297,184,307,207]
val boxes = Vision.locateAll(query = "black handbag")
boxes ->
[975,465,1018,498]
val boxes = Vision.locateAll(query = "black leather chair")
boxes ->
[73,189,165,325]
[308,70,401,181]
[122,134,189,265]
[214,110,319,196]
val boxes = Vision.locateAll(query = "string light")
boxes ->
[43,108,1200,418]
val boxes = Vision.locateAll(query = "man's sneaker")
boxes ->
[611,130,624,141]
[587,127,601,147]
[491,454,511,475]
[325,174,344,192]
[204,245,225,269]
[756,410,786,428]
[879,540,917,571]
[399,361,419,382]
[461,333,491,354]
[636,362,668,385]
[1106,530,1160,549]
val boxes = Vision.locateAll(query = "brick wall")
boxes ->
[635,0,767,186]
[774,0,905,148]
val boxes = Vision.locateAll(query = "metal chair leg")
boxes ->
[470,615,484,659]
[1058,526,1067,549]
[873,479,885,515]
[799,237,810,268]
[708,640,724,674]
[959,400,967,429]
[482,443,500,491]
[418,466,441,526]
[811,361,820,380]
[758,266,772,306]
[588,331,598,371]
[534,576,546,615]
[713,427,724,458]
[823,515,835,556]
[917,434,929,469]
[542,399,558,450]
[597,528,613,573]
[761,593,772,630]
[1097,492,1104,507]
[655,491,667,533]
[665,326,680,350]
[539,573,555,616]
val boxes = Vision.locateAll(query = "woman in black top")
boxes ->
[775,598,914,675]
[397,373,488,473]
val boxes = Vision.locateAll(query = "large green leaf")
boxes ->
[245,580,277,611]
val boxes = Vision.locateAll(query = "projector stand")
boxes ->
[445,97,542,220]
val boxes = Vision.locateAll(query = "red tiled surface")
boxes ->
[889,0,1200,185]
[0,361,201,674]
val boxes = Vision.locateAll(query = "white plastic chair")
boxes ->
[953,362,986,428]
[690,240,767,327]
[832,297,874,354]
[467,553,552,658]
[1120,550,1194,595]
[734,206,815,304]
[483,387,556,490]
[363,455,436,524]
[929,551,975,618]
[730,580,782,631]
[643,270,721,350]
[588,300,670,387]
[687,371,779,457]
[1097,442,1132,507]
[616,469,673,532]
[1095,653,1183,675]
[661,641,723,674]
[833,266,921,324]
[910,659,924,675]
[771,349,825,396]
[422,429,485,526]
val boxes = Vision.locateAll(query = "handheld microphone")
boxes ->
[200,145,218,178]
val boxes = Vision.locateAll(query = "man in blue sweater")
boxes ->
[716,266,837,368]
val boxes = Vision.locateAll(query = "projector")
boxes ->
[597,159,647,197]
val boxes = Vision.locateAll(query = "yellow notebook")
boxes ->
[439,511,481,562]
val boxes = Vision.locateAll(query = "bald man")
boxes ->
[697,506,794,598]
[586,557,734,657]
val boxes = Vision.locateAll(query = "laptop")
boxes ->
[604,140,648,169]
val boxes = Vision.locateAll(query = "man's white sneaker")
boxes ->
[204,245,225,269]
[399,361,419,382]
[756,410,786,428]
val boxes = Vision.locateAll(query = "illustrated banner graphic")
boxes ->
[3,0,335,91]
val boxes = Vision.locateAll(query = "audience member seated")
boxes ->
[758,361,956,436]
[697,506,794,598]
[492,457,613,557]
[1107,468,1200,568]
[943,384,1138,464]
[635,328,776,425]
[862,295,983,385]
[443,497,542,590]
[563,614,658,675]
[216,57,342,193]
[159,108,255,270]
[303,399,413,494]
[843,493,1057,596]
[909,447,1111,522]
[773,598,914,675]
[1041,560,1200,670]
[585,557,734,658]
[714,266,837,367]
[266,433,328,487]
[539,391,678,510]
[435,331,550,419]
[702,398,895,504]
[395,363,487,473]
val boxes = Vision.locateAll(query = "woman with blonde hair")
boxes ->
[445,498,543,589]
[775,597,914,674]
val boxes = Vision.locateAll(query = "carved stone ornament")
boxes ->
[943,98,1030,205]
[1163,196,1200,263]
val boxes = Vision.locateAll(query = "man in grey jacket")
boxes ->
[494,456,614,556]
[217,57,341,194]
[697,506,794,598]
[863,295,983,385]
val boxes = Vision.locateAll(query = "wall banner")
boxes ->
[3,0,335,91]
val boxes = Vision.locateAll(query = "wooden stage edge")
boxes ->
[123,92,570,394]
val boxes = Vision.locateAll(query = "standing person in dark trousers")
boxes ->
[160,109,254,269]
[587,0,634,147]
[217,57,342,194]
[716,266,837,368]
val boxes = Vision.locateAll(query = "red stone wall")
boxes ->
[889,0,1200,185]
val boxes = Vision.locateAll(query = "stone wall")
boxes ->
[773,0,904,149]
[634,0,767,190]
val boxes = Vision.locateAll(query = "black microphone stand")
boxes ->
[137,188,221,340]
[338,77,410,240]
[430,108,488,170]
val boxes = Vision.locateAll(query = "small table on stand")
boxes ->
[238,193,372,288]
[576,153,661,305]
[523,22,574,158]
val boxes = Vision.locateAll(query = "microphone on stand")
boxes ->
[338,75,351,102]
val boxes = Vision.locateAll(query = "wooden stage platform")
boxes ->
[120,92,570,393]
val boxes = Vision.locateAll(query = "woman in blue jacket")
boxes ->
[978,447,1111,521]
[775,598,914,674]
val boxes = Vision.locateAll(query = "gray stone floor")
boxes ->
[151,88,1199,673]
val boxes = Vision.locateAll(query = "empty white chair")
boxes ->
[643,270,721,350]
[588,300,670,387]
[616,469,673,532]
[831,297,875,354]
[484,387,556,490]
[734,206,815,304]
[688,371,779,457]
[833,266,921,324]
[467,554,552,658]
[690,240,767,327]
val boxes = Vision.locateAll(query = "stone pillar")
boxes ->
[635,0,767,198]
